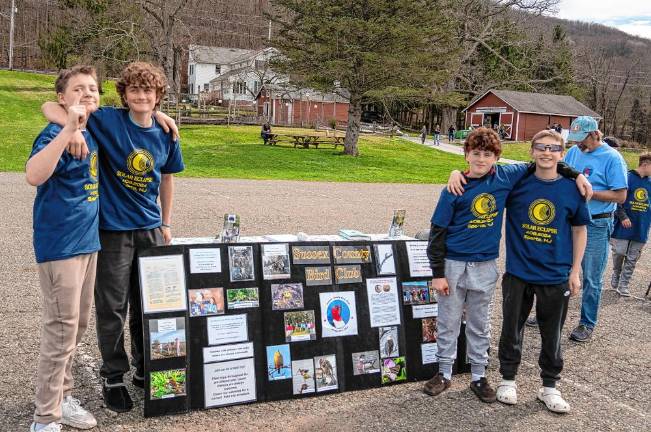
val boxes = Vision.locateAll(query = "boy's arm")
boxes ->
[159,174,174,244]
[427,224,450,296]
[26,99,86,186]
[569,225,587,297]
[615,204,632,228]
[154,111,180,141]
[556,161,593,200]
[42,101,89,159]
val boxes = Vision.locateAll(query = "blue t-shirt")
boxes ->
[431,164,529,262]
[612,170,651,243]
[87,108,185,231]
[30,124,100,263]
[505,175,591,285]
[563,143,627,215]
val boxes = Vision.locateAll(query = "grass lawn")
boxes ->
[0,70,467,183]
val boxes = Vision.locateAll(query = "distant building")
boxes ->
[463,89,601,141]
[187,45,254,99]
[256,84,349,126]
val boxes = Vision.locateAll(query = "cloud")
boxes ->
[555,1,651,39]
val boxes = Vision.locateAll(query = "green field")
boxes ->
[0,70,468,183]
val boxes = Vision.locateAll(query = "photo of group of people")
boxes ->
[188,288,225,317]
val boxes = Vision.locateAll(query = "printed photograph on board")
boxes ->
[402,281,430,305]
[374,243,396,275]
[226,287,259,309]
[229,245,255,282]
[351,350,381,375]
[381,357,407,384]
[271,283,304,310]
[320,291,358,337]
[188,288,225,317]
[379,326,399,358]
[150,369,187,400]
[149,317,186,360]
[314,354,338,392]
[284,310,317,342]
[428,280,438,303]
[266,344,292,381]
[422,317,438,343]
[262,243,291,280]
[292,359,316,395]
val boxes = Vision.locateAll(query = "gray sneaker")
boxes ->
[569,324,593,342]
[61,396,97,429]
[616,288,631,297]
[30,423,61,432]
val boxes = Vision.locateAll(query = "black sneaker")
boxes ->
[569,324,593,342]
[132,372,144,389]
[470,377,497,403]
[525,316,538,327]
[103,379,134,413]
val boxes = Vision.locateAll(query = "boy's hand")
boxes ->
[447,170,466,196]
[154,111,180,141]
[622,218,632,229]
[66,94,87,130]
[67,129,89,160]
[569,270,581,297]
[431,277,449,296]
[576,174,593,201]
[161,226,172,244]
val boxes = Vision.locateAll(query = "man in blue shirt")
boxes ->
[563,116,628,342]
[610,153,651,296]
[497,130,589,413]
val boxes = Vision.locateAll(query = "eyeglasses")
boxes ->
[532,143,563,152]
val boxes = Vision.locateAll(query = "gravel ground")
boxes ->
[1,172,649,432]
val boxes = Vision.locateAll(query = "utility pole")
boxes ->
[9,0,16,70]
[268,20,272,40]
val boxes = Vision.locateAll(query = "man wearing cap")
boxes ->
[563,116,628,342]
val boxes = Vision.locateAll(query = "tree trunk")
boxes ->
[441,106,458,130]
[343,94,362,156]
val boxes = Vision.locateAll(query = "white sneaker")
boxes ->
[30,422,61,432]
[496,380,517,405]
[61,396,97,429]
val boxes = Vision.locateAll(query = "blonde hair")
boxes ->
[530,129,564,148]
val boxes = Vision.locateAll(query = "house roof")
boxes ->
[256,84,350,102]
[189,45,253,65]
[465,89,601,119]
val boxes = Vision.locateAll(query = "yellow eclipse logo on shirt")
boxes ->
[528,199,556,226]
[471,193,497,218]
[126,149,154,176]
[89,151,98,179]
[634,188,648,202]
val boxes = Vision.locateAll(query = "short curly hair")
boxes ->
[116,62,167,108]
[464,127,502,158]
[55,65,97,94]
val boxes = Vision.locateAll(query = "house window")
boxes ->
[204,83,209,91]
[253,81,261,94]
[233,81,247,95]
[255,59,266,70]
[189,83,194,94]
[189,64,195,75]
[215,64,221,74]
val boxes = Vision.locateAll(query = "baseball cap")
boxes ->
[567,116,599,142]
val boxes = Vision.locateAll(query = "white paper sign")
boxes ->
[207,314,248,346]
[204,357,256,408]
[139,255,187,314]
[189,248,221,273]
[319,291,358,337]
[366,277,401,327]
[156,318,177,333]
[421,343,438,364]
[412,304,438,319]
[405,241,433,277]
[203,342,254,363]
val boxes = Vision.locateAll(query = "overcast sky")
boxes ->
[555,0,651,39]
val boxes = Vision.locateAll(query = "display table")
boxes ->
[138,236,469,417]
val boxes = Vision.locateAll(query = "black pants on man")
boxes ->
[95,228,163,381]
[498,273,570,388]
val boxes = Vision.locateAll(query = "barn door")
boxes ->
[499,112,513,139]
[470,113,483,128]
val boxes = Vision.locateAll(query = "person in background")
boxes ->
[421,124,428,145]
[434,124,441,146]
[261,122,272,145]
[448,124,456,143]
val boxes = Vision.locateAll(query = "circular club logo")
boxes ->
[582,166,593,178]
[89,151,98,179]
[528,199,556,226]
[126,149,154,175]
[634,188,648,202]
[471,193,497,218]
[326,298,351,330]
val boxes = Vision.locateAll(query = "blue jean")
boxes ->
[579,218,613,329]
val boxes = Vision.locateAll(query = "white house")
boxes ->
[187,45,253,98]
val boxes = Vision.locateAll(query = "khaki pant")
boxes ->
[34,253,97,424]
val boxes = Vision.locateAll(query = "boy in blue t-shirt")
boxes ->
[43,62,184,413]
[26,66,100,432]
[610,153,651,296]
[497,130,590,414]
[422,128,588,403]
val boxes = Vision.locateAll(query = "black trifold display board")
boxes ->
[139,240,470,417]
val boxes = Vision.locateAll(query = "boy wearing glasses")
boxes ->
[496,130,590,413]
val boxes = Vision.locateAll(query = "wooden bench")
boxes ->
[263,134,344,149]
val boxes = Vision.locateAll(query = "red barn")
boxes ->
[463,89,601,141]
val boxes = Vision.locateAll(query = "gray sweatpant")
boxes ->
[436,259,499,373]
[610,238,645,293]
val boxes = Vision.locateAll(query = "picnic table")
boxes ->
[264,133,344,149]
